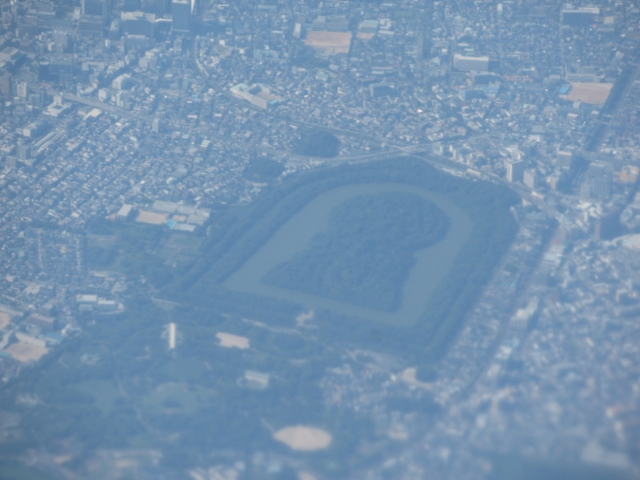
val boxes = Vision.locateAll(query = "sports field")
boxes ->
[304,31,352,55]
[6,342,48,362]
[561,82,613,105]
[136,210,168,225]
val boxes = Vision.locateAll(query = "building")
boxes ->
[581,162,611,200]
[115,91,126,108]
[152,199,178,213]
[293,22,302,39]
[505,159,525,182]
[369,83,396,98]
[325,15,349,32]
[308,15,349,32]
[97,299,117,311]
[108,19,121,39]
[116,204,133,220]
[76,294,98,304]
[112,74,132,90]
[82,0,110,17]
[358,19,379,34]
[171,0,193,33]
[16,82,27,98]
[79,16,105,38]
[230,83,282,109]
[460,88,485,101]
[26,313,54,330]
[566,69,597,83]
[453,54,489,72]
[38,59,74,83]
[1,3,13,29]
[471,72,500,85]
[506,146,523,162]
[122,34,152,51]
[139,50,158,69]
[561,7,599,26]
[0,47,25,70]
[98,88,110,102]
[141,0,168,14]
[0,70,11,96]
[21,122,45,138]
[121,11,155,38]
[18,145,30,161]
[556,149,574,169]
[524,169,538,190]
[521,139,538,157]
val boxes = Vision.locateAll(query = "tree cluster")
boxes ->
[264,192,450,311]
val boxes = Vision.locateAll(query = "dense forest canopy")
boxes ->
[264,192,450,311]
[243,158,285,182]
[293,129,341,158]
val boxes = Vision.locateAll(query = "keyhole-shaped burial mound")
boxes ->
[263,192,450,311]
[273,425,332,451]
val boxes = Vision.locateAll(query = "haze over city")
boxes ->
[0,0,639,479]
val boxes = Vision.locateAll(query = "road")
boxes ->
[59,92,154,124]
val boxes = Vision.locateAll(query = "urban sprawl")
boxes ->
[0,0,640,478]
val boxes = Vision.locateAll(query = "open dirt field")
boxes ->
[136,210,168,225]
[356,32,375,41]
[0,313,11,330]
[6,342,48,362]
[561,82,613,105]
[216,332,250,349]
[304,31,352,55]
[273,425,332,451]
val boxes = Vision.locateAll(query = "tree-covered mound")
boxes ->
[293,129,340,158]
[263,192,450,311]
[170,158,520,363]
[243,158,284,182]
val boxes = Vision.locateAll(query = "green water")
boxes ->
[223,183,472,327]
